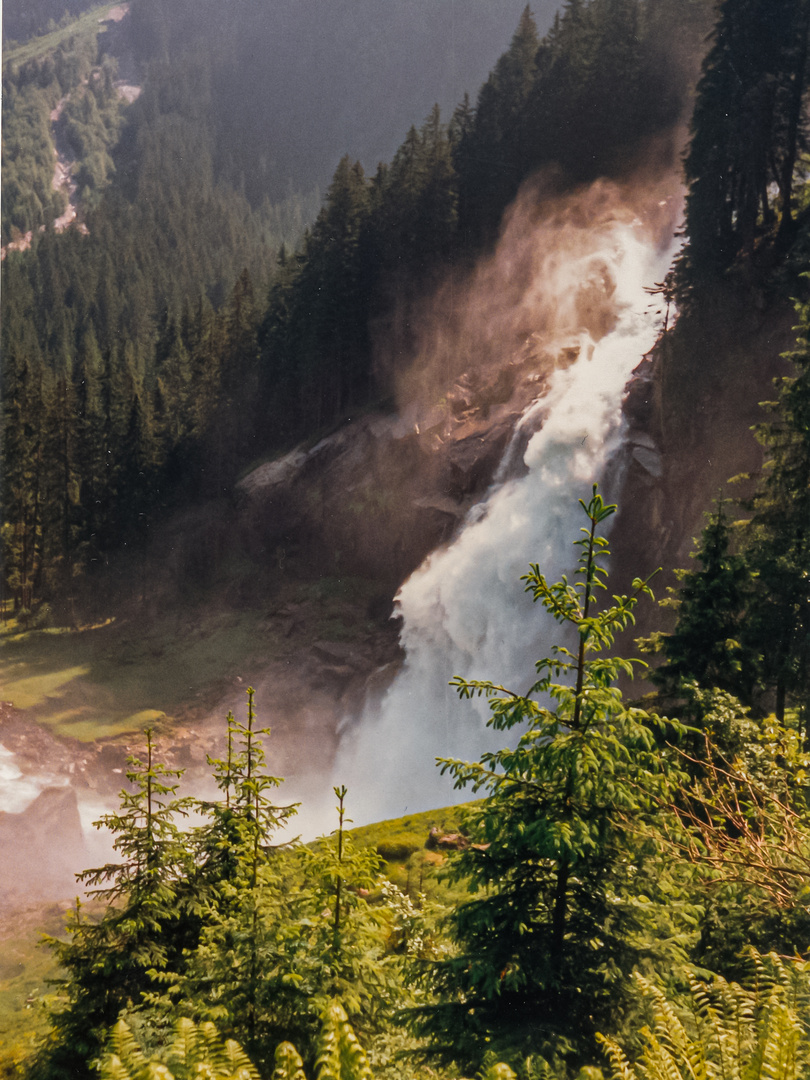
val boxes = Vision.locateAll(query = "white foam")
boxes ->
[328,209,678,827]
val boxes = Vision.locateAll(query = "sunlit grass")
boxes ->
[0,903,71,1077]
[0,665,90,708]
[3,3,117,70]
[0,606,272,741]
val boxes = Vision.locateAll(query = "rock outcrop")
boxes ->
[0,786,87,906]
[612,281,797,651]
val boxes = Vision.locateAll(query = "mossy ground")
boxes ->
[0,608,270,740]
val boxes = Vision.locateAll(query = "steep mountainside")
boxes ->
[613,284,798,644]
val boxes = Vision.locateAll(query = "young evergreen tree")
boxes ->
[648,503,757,706]
[183,691,298,1066]
[652,304,810,732]
[408,488,682,1069]
[219,785,398,1072]
[40,731,195,1079]
[285,786,395,1041]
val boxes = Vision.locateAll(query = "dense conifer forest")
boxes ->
[2,0,810,1075]
[1,0,713,620]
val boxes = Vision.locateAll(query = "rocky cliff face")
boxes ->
[156,327,574,599]
[612,282,797,647]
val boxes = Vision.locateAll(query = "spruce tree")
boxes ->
[408,488,682,1069]
[681,0,810,283]
[41,731,196,1078]
[649,503,757,705]
[184,690,299,1067]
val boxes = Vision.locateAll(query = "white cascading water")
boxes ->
[328,179,681,827]
[0,179,680,846]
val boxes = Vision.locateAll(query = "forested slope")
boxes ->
[1,0,714,621]
[2,0,810,1077]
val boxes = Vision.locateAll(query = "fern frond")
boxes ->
[596,1033,636,1080]
[99,1055,138,1080]
[219,1037,261,1080]
[745,996,800,1080]
[478,1064,518,1080]
[166,1016,201,1072]
[100,1020,151,1080]
[272,1041,307,1080]
[146,1066,176,1080]
[599,957,810,1080]
[636,973,703,1078]
[314,1002,373,1080]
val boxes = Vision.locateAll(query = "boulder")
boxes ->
[0,787,87,905]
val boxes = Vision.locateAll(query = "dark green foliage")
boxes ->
[408,489,683,1070]
[2,0,715,615]
[1,33,112,243]
[647,504,757,703]
[3,0,101,47]
[186,781,397,1074]
[679,0,810,287]
[180,692,299,1063]
[258,0,714,442]
[649,302,810,731]
[2,69,66,243]
[58,56,125,204]
[38,730,196,1078]
[741,298,810,732]
[454,7,539,243]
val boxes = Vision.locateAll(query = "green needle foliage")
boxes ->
[181,690,298,1063]
[39,730,197,1078]
[645,503,756,705]
[409,487,684,1069]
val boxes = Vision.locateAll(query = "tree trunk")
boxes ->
[778,4,810,237]
[550,857,569,982]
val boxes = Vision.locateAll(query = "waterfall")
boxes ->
[329,182,680,827]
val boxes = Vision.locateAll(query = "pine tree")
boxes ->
[42,731,196,1078]
[455,7,539,243]
[649,503,757,705]
[42,357,82,606]
[0,338,48,613]
[184,690,298,1066]
[408,488,682,1069]
[73,323,106,572]
[681,0,810,283]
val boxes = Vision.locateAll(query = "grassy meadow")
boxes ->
[3,3,120,70]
